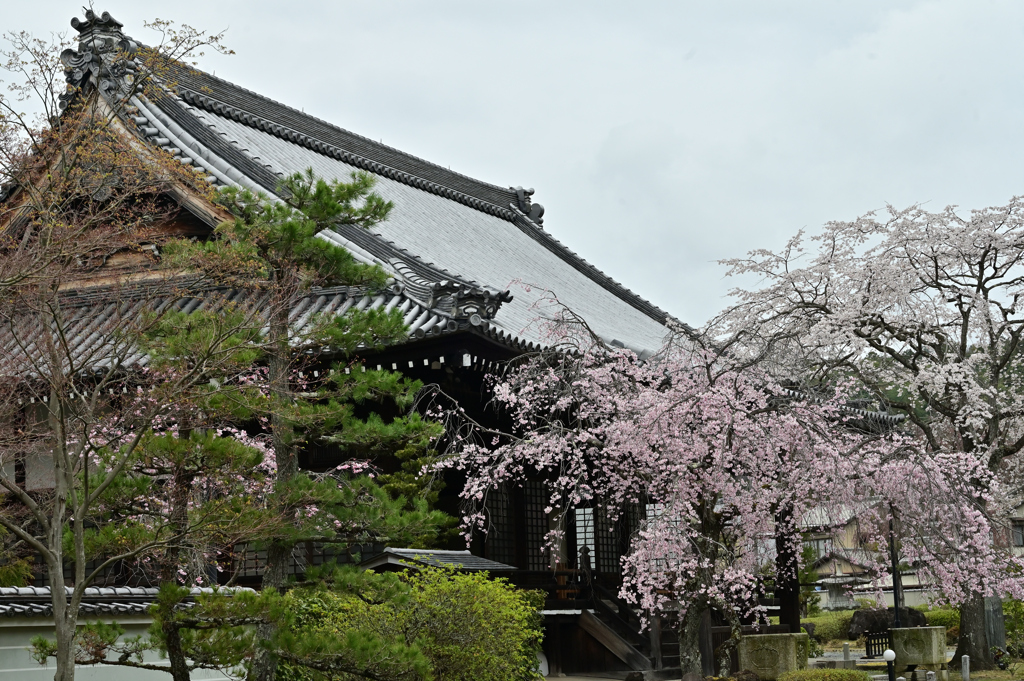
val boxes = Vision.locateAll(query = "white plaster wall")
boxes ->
[24,453,53,491]
[0,617,234,679]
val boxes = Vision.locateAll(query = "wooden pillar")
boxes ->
[548,620,563,675]
[650,614,663,670]
[775,505,801,633]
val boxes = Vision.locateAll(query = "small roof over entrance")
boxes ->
[360,548,516,572]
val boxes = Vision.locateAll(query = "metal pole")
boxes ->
[887,660,897,681]
[889,506,903,628]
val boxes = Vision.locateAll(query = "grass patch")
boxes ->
[778,670,872,681]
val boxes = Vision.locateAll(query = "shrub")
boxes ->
[1005,599,1024,656]
[779,670,872,681]
[946,625,959,646]
[804,610,855,642]
[922,608,960,630]
[280,566,544,681]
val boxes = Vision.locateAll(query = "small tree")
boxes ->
[0,15,257,681]
[95,169,444,681]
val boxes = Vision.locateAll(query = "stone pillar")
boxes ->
[892,627,946,673]
[984,597,1006,651]
[737,633,809,681]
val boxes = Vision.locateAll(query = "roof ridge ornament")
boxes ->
[512,186,544,225]
[60,10,140,110]
[427,280,513,323]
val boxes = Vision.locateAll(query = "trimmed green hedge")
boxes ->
[803,610,855,642]
[779,670,872,681]
[921,608,959,630]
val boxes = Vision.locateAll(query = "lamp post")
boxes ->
[884,648,897,681]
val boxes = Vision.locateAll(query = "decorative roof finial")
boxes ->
[426,280,513,323]
[512,186,544,225]
[70,9,125,41]
[59,10,138,110]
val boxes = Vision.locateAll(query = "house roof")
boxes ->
[812,548,881,571]
[54,11,682,356]
[801,501,878,530]
[359,548,516,572]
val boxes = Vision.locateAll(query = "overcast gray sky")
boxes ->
[9,1,1024,326]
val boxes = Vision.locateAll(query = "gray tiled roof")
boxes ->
[0,282,499,373]
[362,548,516,572]
[125,70,680,354]
[200,112,672,353]
[0,586,250,618]
[46,12,684,357]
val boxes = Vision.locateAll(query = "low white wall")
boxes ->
[0,616,233,679]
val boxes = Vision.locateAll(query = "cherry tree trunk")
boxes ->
[678,603,705,677]
[951,595,994,670]
[49,423,77,681]
[53,612,76,681]
[49,554,76,681]
[716,606,742,677]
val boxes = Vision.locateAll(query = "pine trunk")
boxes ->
[160,458,192,681]
[252,313,296,681]
[951,594,994,670]
[162,621,192,681]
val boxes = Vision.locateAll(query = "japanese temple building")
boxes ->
[0,10,688,678]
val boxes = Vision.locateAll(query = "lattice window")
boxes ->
[486,484,516,566]
[232,544,267,578]
[595,506,620,574]
[644,502,672,572]
[624,504,643,548]
[523,480,549,570]
[574,507,595,570]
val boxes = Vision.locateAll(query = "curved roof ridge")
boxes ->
[178,87,517,221]
[166,65,519,209]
